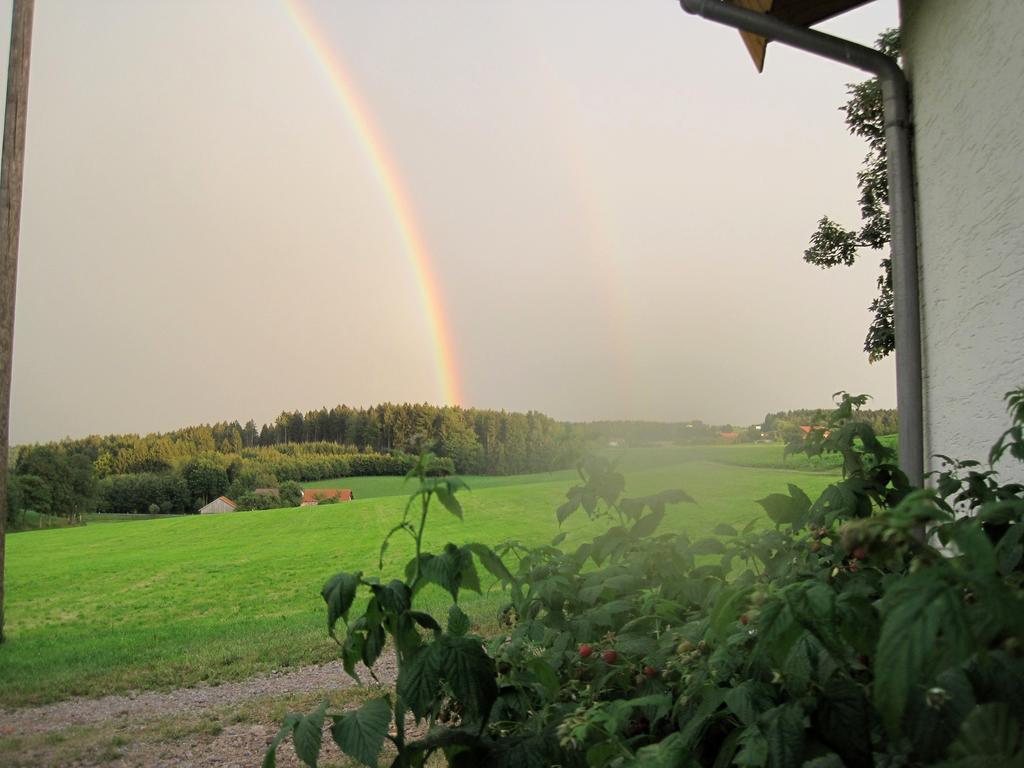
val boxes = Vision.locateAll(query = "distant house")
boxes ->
[718,432,739,443]
[199,496,237,515]
[300,489,353,506]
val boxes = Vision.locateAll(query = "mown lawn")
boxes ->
[0,444,843,708]
[301,468,580,499]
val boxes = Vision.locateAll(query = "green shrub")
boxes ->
[96,472,190,515]
[268,391,1024,768]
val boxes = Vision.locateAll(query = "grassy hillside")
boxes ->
[301,468,579,499]
[0,445,844,708]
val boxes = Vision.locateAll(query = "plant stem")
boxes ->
[409,492,430,592]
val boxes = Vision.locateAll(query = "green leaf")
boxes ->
[322,572,363,637]
[875,575,971,735]
[405,726,485,753]
[409,611,442,633]
[801,755,845,768]
[781,633,816,693]
[724,681,773,726]
[631,733,693,767]
[713,523,738,537]
[810,483,858,525]
[625,693,673,719]
[995,521,1024,575]
[690,538,727,555]
[372,580,411,615]
[363,624,386,668]
[263,714,299,768]
[415,549,460,599]
[785,581,842,657]
[757,485,811,528]
[677,688,725,750]
[764,702,805,768]
[525,657,559,698]
[435,486,463,520]
[905,667,976,762]
[397,642,442,720]
[630,508,665,539]
[447,604,471,637]
[391,612,422,660]
[948,522,998,574]
[734,726,768,767]
[330,698,392,768]
[815,675,872,768]
[458,546,482,596]
[709,585,751,642]
[591,526,629,564]
[948,703,1022,761]
[293,703,326,767]
[440,635,498,722]
[341,622,365,680]
[557,499,579,525]
[712,728,743,768]
[467,543,514,582]
[651,488,697,505]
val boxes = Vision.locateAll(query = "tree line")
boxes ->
[5,399,900,525]
[761,406,898,441]
[574,420,724,446]
[6,403,583,522]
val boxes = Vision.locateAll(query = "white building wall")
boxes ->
[901,0,1024,479]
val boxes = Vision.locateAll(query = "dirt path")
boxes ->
[0,654,399,767]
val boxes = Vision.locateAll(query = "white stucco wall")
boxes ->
[901,0,1024,479]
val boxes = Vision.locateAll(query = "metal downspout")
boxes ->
[679,0,924,483]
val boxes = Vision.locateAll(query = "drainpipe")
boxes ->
[679,0,924,484]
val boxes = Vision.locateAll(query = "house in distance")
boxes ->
[198,496,237,515]
[300,489,353,506]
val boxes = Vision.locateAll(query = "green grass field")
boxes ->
[302,467,580,499]
[0,444,847,708]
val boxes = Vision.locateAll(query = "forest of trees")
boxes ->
[5,403,583,523]
[5,400,900,525]
[761,406,898,441]
[575,420,722,446]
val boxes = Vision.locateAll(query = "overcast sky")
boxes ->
[5,0,899,444]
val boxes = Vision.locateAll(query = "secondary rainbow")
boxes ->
[283,0,464,407]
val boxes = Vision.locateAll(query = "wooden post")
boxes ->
[0,0,35,644]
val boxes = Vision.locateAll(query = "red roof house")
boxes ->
[300,488,353,506]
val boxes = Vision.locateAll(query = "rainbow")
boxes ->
[283,0,464,407]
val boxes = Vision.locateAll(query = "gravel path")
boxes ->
[0,654,397,737]
[0,654,400,767]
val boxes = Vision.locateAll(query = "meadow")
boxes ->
[0,443,849,709]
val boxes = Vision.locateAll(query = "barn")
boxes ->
[198,496,237,515]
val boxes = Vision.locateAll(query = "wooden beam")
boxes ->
[0,0,35,644]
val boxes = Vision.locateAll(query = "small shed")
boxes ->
[199,496,237,515]
[300,489,353,506]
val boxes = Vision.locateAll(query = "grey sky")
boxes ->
[6,0,898,444]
